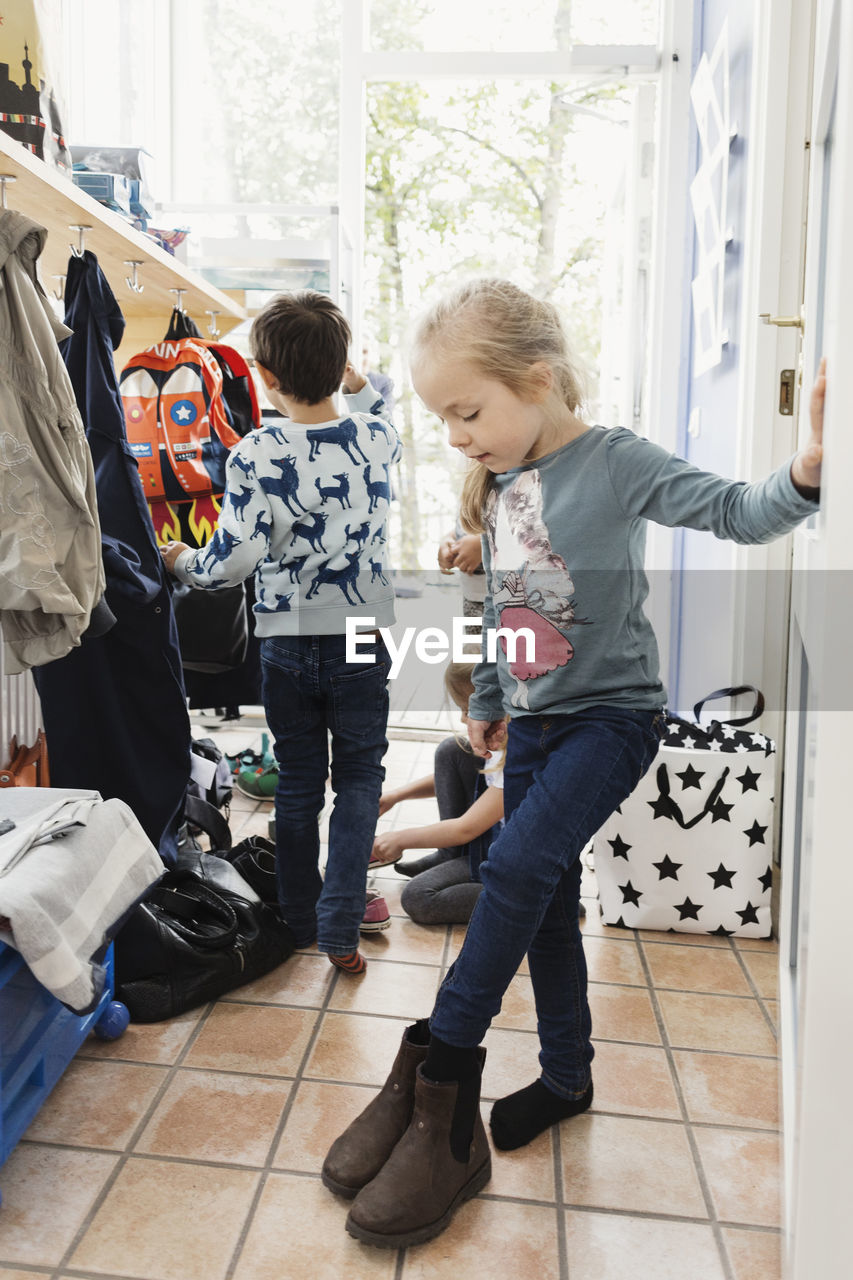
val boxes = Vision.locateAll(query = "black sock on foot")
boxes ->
[490,1078,593,1150]
[423,1032,480,1084]
[423,1034,484,1162]
[407,1018,431,1047]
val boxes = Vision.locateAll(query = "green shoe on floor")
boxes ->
[236,763,279,799]
[227,734,277,777]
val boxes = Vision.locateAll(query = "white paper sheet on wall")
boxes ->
[689,20,731,376]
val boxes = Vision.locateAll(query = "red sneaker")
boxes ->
[360,890,391,933]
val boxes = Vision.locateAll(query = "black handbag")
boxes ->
[171,580,249,673]
[113,851,295,1022]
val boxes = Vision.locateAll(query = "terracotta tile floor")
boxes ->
[0,724,782,1280]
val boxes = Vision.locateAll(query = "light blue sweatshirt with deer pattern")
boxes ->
[172,382,401,636]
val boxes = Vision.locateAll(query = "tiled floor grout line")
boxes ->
[635,934,737,1280]
[730,944,780,1039]
[222,962,341,1280]
[200,989,783,1059]
[55,1269,157,1280]
[49,997,221,1279]
[552,1121,571,1280]
[498,1197,763,1225]
[22,1101,782,1178]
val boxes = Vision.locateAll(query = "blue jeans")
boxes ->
[260,634,391,955]
[430,706,662,1096]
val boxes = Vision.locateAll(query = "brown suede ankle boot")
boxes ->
[321,1022,429,1198]
[345,1052,491,1249]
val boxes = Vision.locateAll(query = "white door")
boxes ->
[778,2,853,1276]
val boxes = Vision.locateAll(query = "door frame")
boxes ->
[777,1,853,1275]
[730,0,812,766]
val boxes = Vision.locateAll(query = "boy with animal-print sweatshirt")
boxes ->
[161,291,400,973]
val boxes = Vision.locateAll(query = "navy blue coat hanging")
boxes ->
[33,251,190,863]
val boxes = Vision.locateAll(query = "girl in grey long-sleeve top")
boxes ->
[323,277,825,1250]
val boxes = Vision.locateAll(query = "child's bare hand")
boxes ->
[378,790,398,816]
[451,534,483,574]
[791,357,825,495]
[437,535,458,574]
[160,541,189,573]
[370,831,405,865]
[467,718,507,759]
[342,361,367,395]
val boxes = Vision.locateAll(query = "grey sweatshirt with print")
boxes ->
[468,426,819,721]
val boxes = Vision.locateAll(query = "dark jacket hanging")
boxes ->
[33,250,190,864]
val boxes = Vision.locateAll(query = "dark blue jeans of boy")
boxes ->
[260,634,391,956]
[430,705,662,1097]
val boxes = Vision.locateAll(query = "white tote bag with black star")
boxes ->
[593,687,775,938]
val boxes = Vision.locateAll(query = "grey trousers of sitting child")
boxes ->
[399,734,485,925]
[401,856,483,924]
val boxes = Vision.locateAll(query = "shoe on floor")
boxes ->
[322,1020,430,1198]
[369,847,402,868]
[225,836,278,909]
[227,735,277,776]
[360,890,391,933]
[236,764,278,799]
[345,1054,491,1248]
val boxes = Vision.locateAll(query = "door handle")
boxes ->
[759,311,804,329]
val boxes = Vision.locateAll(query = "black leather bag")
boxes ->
[171,581,249,673]
[114,851,295,1022]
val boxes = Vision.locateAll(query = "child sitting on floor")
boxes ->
[370,664,503,925]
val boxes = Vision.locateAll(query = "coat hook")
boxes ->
[52,274,66,301]
[124,260,144,293]
[69,224,91,256]
[0,174,17,210]
[205,309,221,339]
[170,287,187,312]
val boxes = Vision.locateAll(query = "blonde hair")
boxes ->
[444,660,476,714]
[412,278,587,533]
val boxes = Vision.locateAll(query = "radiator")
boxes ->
[0,647,43,759]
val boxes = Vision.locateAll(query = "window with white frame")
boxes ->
[61,0,665,569]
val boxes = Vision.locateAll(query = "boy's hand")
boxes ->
[467,718,507,759]
[160,541,189,573]
[451,533,483,574]
[342,361,367,395]
[791,357,826,496]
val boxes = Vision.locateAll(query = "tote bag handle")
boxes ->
[692,685,765,727]
[654,765,730,829]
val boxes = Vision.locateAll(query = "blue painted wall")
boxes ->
[669,0,756,717]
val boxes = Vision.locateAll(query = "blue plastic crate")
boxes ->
[0,940,128,1189]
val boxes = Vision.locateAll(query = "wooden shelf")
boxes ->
[0,135,245,333]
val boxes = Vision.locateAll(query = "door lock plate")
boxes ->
[779,368,795,415]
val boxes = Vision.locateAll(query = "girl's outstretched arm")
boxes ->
[378,774,436,816]
[371,785,503,864]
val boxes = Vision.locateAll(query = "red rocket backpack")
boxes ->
[120,337,243,504]
[160,306,261,444]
